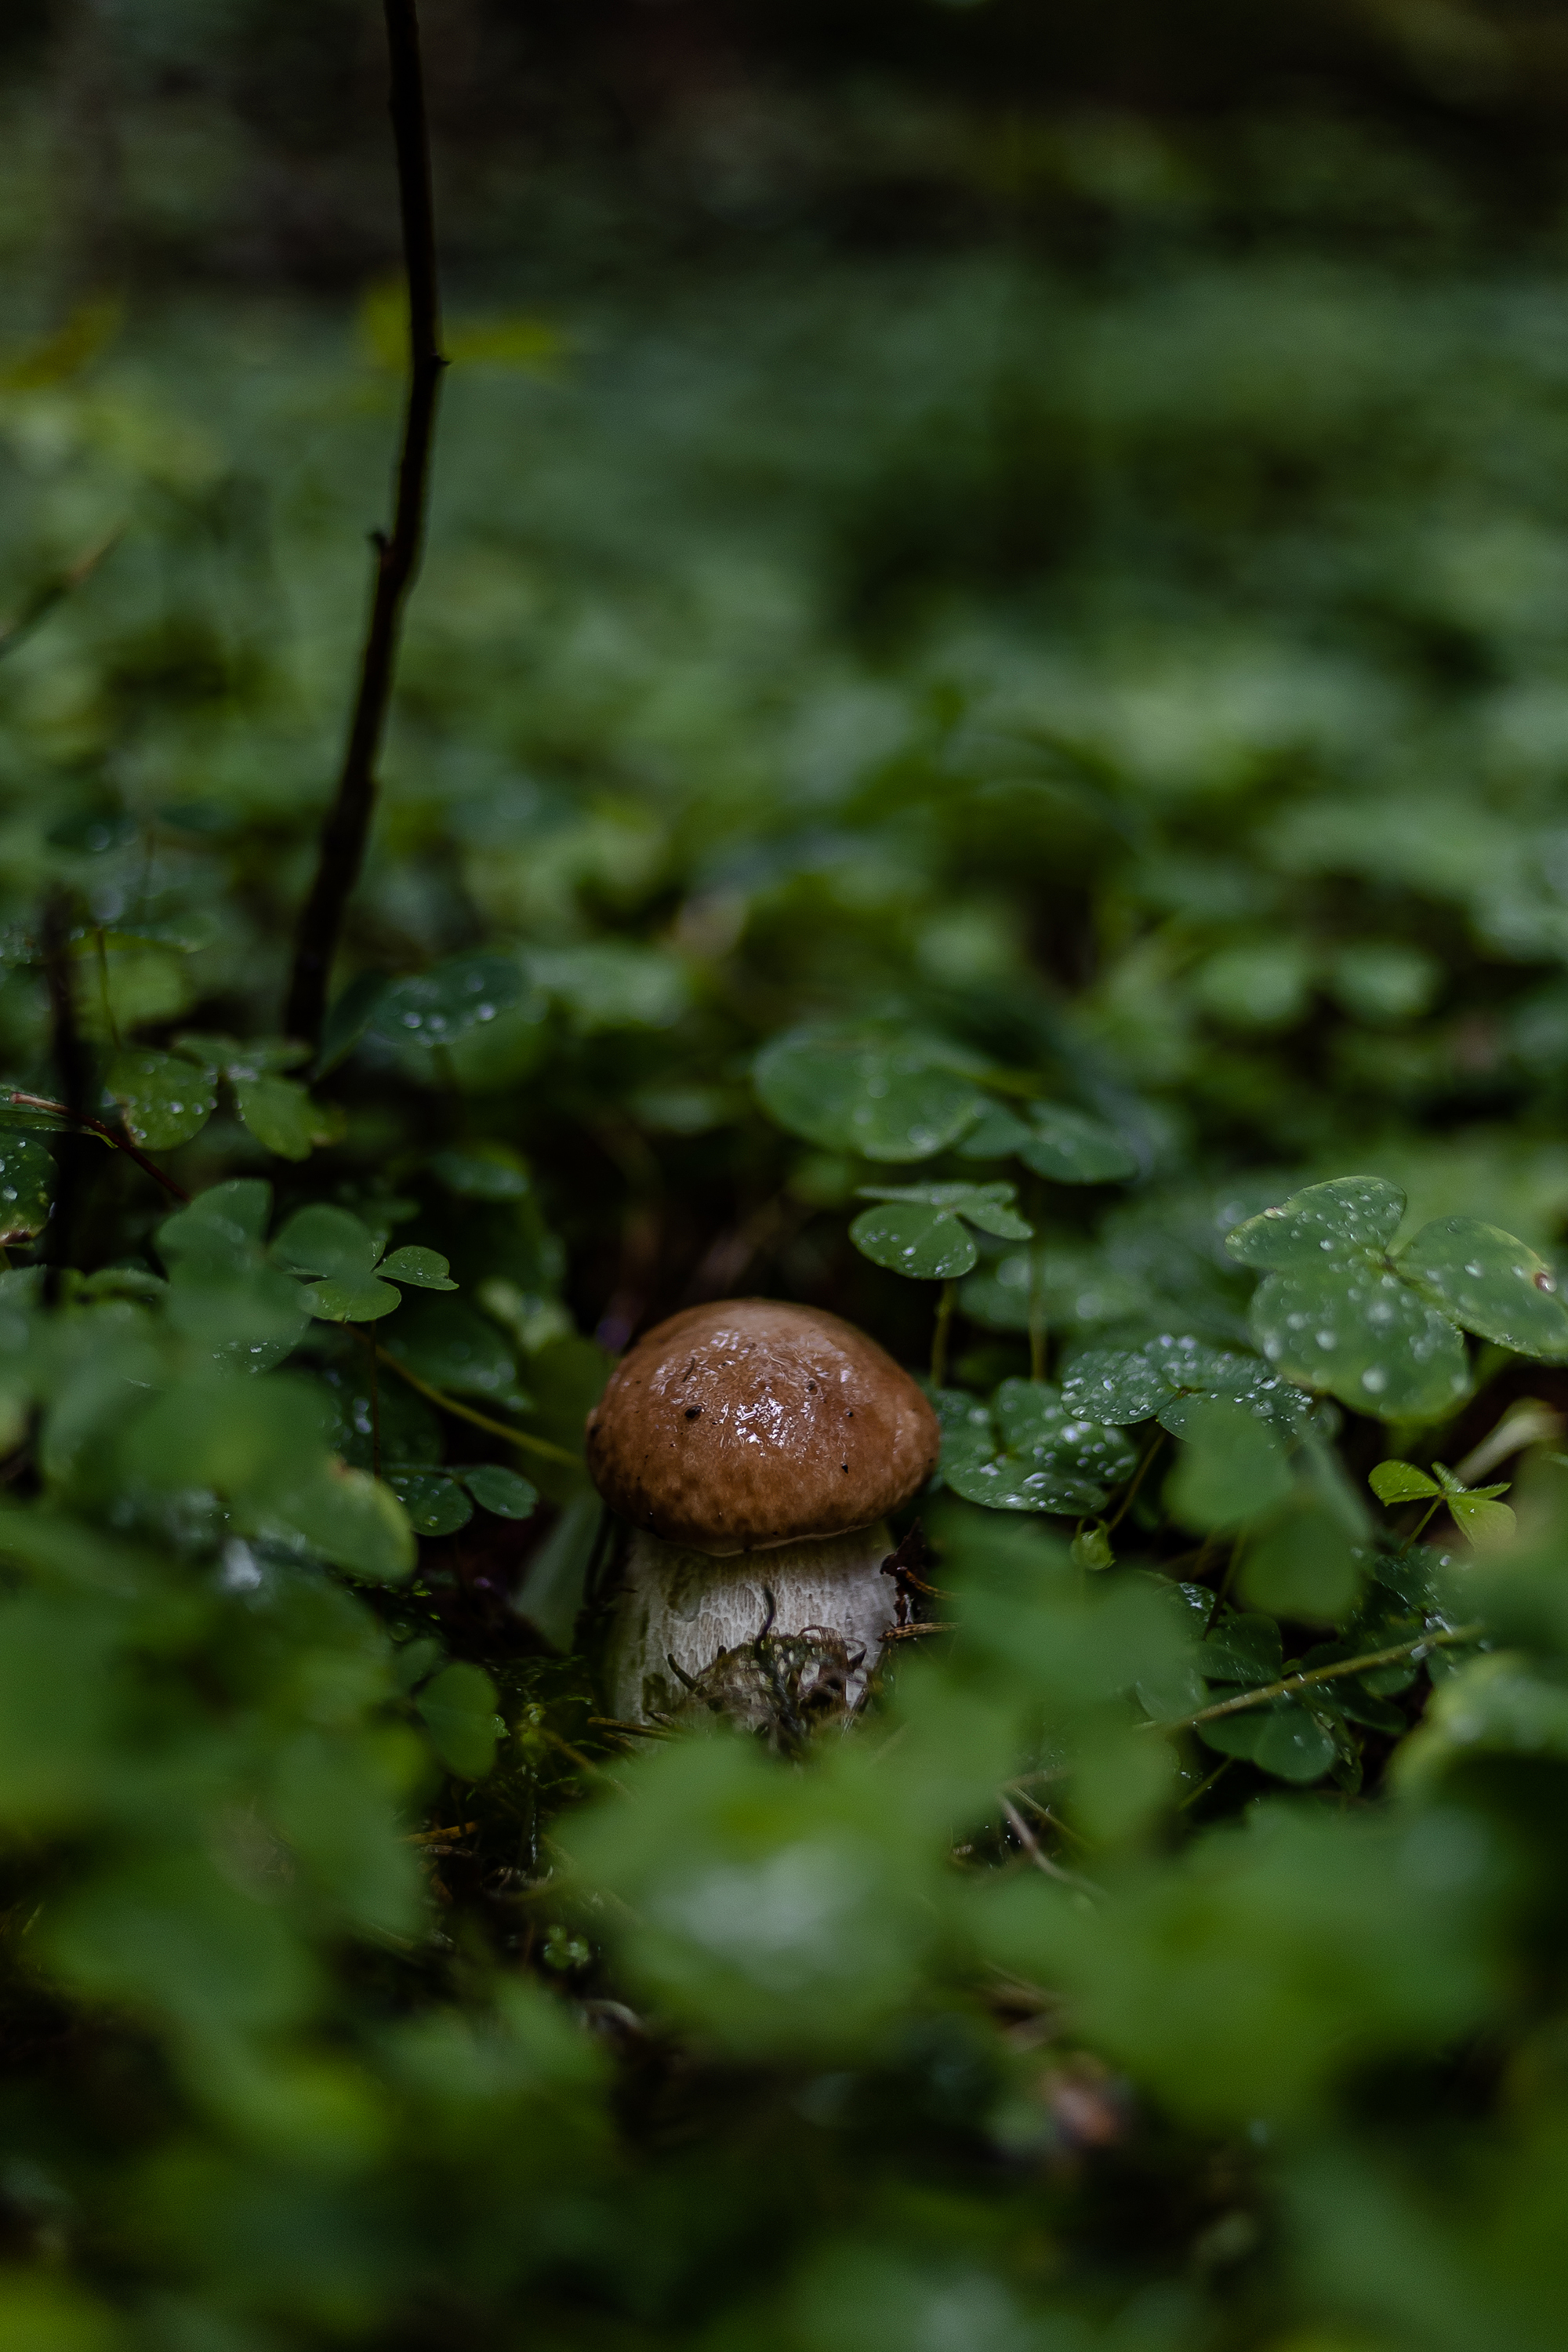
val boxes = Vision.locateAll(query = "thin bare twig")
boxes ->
[1000,1796,1102,1896]
[284,0,445,1048]
[3,1091,189,1204]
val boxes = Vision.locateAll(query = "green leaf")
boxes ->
[857,1179,1032,1238]
[1063,1334,1315,1436]
[462,1463,539,1517]
[272,1205,379,1283]
[314,967,391,1077]
[1250,1701,1339,1783]
[416,1661,502,1778]
[368,952,524,1049]
[232,1072,339,1160]
[387,1471,474,1537]
[177,1031,310,1076]
[850,1179,1033,1280]
[1225,1175,1406,1270]
[1016,1102,1138,1184]
[1239,1504,1361,1624]
[1248,1261,1470,1418]
[953,1105,1034,1160]
[1164,1396,1294,1533]
[1397,1216,1568,1359]
[378,1244,457,1290]
[1446,1491,1517,1548]
[1062,1345,1172,1425]
[165,1256,312,1373]
[1197,1613,1283,1685]
[270,1462,416,1580]
[429,1146,531,1200]
[1369,1458,1440,1504]
[849,1200,978,1279]
[157,1178,272,1269]
[303,1275,403,1323]
[104,1048,216,1149]
[0,1136,53,1243]
[941,1377,1135,1513]
[381,1298,517,1395]
[1196,1710,1267,1761]
[127,1371,332,1498]
[753,1025,989,1161]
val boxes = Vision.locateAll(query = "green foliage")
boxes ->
[1228,1178,1568,1417]
[6,37,1568,2352]
[850,1180,1031,1279]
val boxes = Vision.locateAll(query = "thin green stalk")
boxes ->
[1105,1428,1165,1532]
[358,1327,383,1478]
[1178,1757,1234,1811]
[1026,1177,1047,1383]
[931,1277,956,1389]
[375,1345,583,1466]
[1145,1623,1484,1737]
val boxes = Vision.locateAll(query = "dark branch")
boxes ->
[5,1092,191,1206]
[283,0,445,1049]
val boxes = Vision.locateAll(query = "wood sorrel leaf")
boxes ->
[754,1025,989,1161]
[105,1048,216,1150]
[1225,1175,1406,1270]
[1397,1216,1568,1358]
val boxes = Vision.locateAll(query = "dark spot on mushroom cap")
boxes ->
[584,1297,940,1555]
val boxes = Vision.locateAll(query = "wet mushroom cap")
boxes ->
[585,1298,941,1555]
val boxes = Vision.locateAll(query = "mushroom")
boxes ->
[586,1298,940,1729]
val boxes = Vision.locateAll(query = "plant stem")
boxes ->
[0,529,120,662]
[3,1091,189,1203]
[1026,1179,1046,1382]
[1105,1429,1165,1532]
[284,0,445,1050]
[931,1277,956,1388]
[1147,1623,1484,1737]
[374,1345,583,1466]
[359,1327,383,1478]
[41,894,88,1299]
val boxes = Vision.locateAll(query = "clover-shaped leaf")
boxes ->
[1225,1175,1405,1269]
[1062,1333,1316,1438]
[1368,1457,1515,1549]
[850,1182,1032,1280]
[387,1472,474,1537]
[754,1023,990,1162]
[462,1463,539,1517]
[939,1376,1137,1513]
[154,1180,311,1374]
[1224,1176,1568,1418]
[958,1099,1138,1184]
[272,1203,457,1323]
[367,951,525,1051]
[105,1049,217,1150]
[164,1033,343,1162]
[384,1461,539,1539]
[1396,1218,1568,1359]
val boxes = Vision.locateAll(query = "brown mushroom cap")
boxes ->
[585,1298,940,1555]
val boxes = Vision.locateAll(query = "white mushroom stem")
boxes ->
[606,1522,899,1726]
